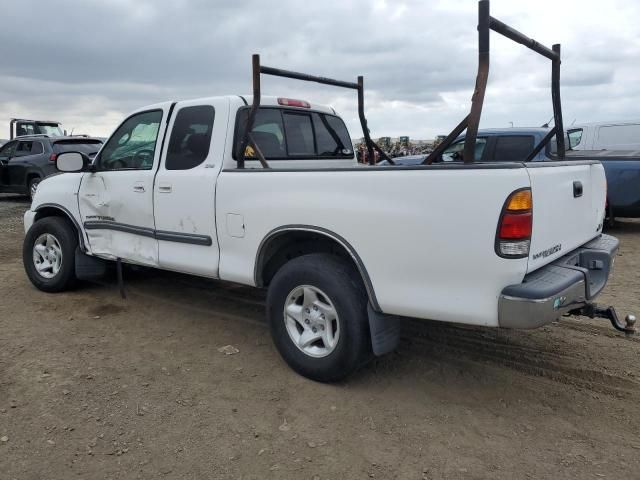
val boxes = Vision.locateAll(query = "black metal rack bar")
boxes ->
[236,54,393,168]
[423,0,565,165]
[524,126,557,162]
[424,116,469,165]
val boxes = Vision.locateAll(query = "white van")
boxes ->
[568,120,640,151]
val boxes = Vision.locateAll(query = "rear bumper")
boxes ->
[498,234,619,329]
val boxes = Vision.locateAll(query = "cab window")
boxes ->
[98,110,163,170]
[15,141,35,156]
[0,141,17,160]
[567,128,583,149]
[442,138,487,162]
[283,112,315,156]
[492,135,534,162]
[313,113,352,156]
[235,107,353,160]
[166,105,215,170]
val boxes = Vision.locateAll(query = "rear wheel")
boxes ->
[266,253,371,382]
[28,177,41,200]
[23,217,78,292]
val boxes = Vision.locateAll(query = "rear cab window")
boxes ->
[53,140,103,156]
[235,107,353,161]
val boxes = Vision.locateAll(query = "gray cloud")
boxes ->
[1,0,639,139]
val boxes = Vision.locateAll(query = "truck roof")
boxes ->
[570,119,640,128]
[473,127,551,135]
[141,95,336,115]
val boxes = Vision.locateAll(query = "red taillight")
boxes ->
[277,97,310,108]
[499,212,532,239]
[496,188,532,258]
[49,153,57,162]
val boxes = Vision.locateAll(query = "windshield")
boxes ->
[37,123,64,136]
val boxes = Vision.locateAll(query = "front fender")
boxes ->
[28,172,87,251]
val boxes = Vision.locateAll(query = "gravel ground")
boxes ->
[1,193,639,480]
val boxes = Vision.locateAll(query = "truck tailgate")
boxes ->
[526,161,607,272]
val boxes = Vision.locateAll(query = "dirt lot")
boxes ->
[1,194,639,480]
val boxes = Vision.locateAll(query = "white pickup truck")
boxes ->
[22,1,634,381]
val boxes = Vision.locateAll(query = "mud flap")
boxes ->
[75,248,109,281]
[367,304,401,356]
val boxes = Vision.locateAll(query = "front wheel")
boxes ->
[23,217,78,292]
[266,253,371,382]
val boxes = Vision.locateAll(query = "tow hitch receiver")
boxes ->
[569,304,636,335]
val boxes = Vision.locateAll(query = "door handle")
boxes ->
[158,183,172,193]
[573,181,583,198]
[133,183,145,193]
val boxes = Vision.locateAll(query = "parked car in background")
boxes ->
[0,136,103,199]
[9,118,66,139]
[381,128,552,166]
[568,120,640,151]
[383,128,640,222]
[0,139,7,147]
[378,154,427,165]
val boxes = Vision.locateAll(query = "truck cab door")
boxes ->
[10,140,38,187]
[0,141,17,187]
[78,106,172,266]
[153,99,227,277]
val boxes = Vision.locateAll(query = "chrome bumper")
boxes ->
[498,234,619,329]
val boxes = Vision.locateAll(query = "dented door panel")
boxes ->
[78,103,173,266]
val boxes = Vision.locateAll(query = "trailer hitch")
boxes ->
[569,304,636,335]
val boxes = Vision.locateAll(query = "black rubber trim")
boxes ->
[155,229,213,246]
[238,96,248,106]
[525,160,601,167]
[84,221,212,246]
[34,203,87,252]
[502,265,584,300]
[223,161,525,173]
[85,221,154,238]
[254,224,381,312]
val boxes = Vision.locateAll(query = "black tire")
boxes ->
[28,177,41,200]
[607,203,616,229]
[23,216,78,293]
[266,253,371,382]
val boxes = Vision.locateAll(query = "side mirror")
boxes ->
[56,151,90,172]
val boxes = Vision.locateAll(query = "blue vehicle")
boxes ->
[383,128,640,222]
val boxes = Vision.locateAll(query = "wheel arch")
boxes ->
[26,171,42,183]
[33,203,86,252]
[254,225,381,311]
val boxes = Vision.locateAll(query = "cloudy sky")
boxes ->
[1,0,639,140]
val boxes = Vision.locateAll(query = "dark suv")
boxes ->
[0,136,103,199]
